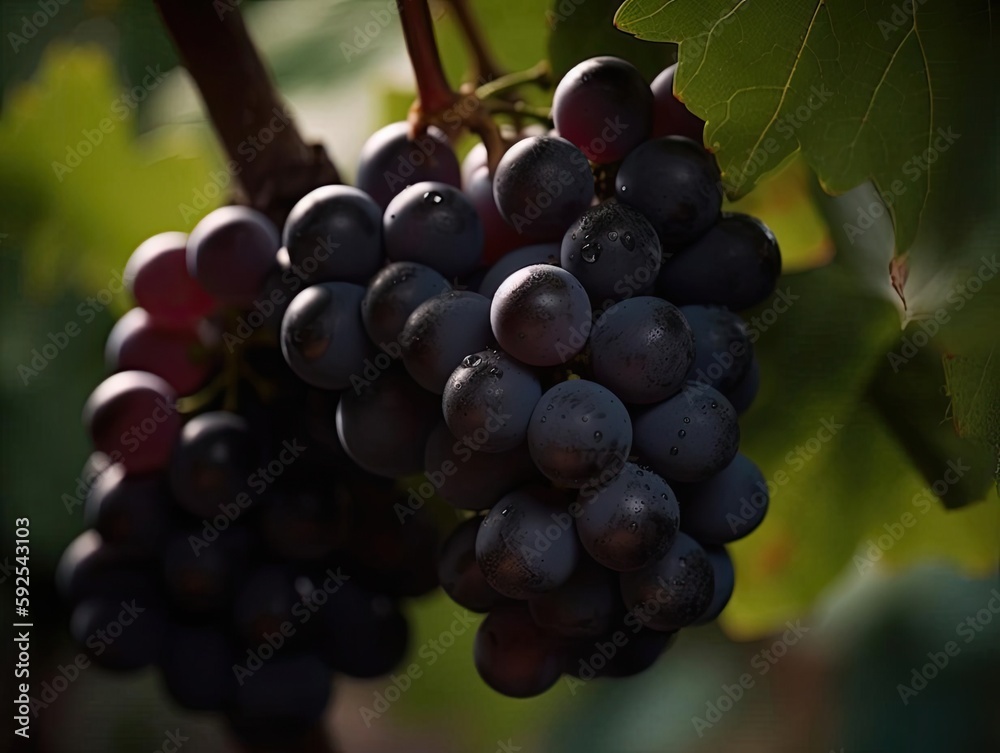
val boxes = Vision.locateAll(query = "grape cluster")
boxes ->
[59,206,441,744]
[433,57,779,698]
[59,52,780,730]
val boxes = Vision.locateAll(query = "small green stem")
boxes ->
[482,99,553,123]
[475,61,551,101]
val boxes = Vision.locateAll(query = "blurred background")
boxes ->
[1,1,998,751]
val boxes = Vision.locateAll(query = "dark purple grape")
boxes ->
[589,297,694,404]
[105,308,217,396]
[186,206,279,305]
[400,290,494,393]
[70,596,167,671]
[160,626,239,711]
[162,528,252,614]
[616,137,721,248]
[576,462,679,572]
[620,533,714,632]
[476,484,579,598]
[461,141,488,187]
[125,232,215,328]
[259,485,344,561]
[490,265,592,366]
[527,380,632,488]
[169,411,258,518]
[680,305,753,393]
[694,545,735,625]
[657,213,781,310]
[56,531,153,605]
[280,282,373,390]
[84,464,172,553]
[83,371,181,474]
[493,136,595,240]
[438,517,507,613]
[315,581,409,678]
[676,453,768,544]
[361,261,451,347]
[385,181,483,277]
[282,185,383,285]
[356,121,461,209]
[528,559,621,638]
[553,56,652,164]
[442,348,541,453]
[591,628,675,678]
[423,421,540,510]
[474,604,563,697]
[632,384,739,483]
[336,370,440,476]
[465,164,525,264]
[478,243,560,299]
[232,565,307,645]
[560,201,661,303]
[650,63,705,142]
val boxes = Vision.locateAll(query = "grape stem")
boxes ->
[474,61,551,101]
[152,0,340,225]
[396,0,548,172]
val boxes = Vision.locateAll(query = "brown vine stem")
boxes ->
[396,0,509,172]
[153,0,340,226]
[397,0,461,130]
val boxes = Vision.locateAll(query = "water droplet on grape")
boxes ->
[423,190,444,205]
[462,354,482,368]
[540,416,546,423]
[594,431,603,441]
[581,415,589,422]
[622,232,635,250]
[488,366,503,378]
[546,404,553,411]
[678,429,686,438]
[581,243,602,263]
[683,417,691,424]
[711,401,718,409]
[670,446,679,456]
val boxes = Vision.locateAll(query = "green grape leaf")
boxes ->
[613,0,990,253]
[547,0,676,81]
[724,261,998,637]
